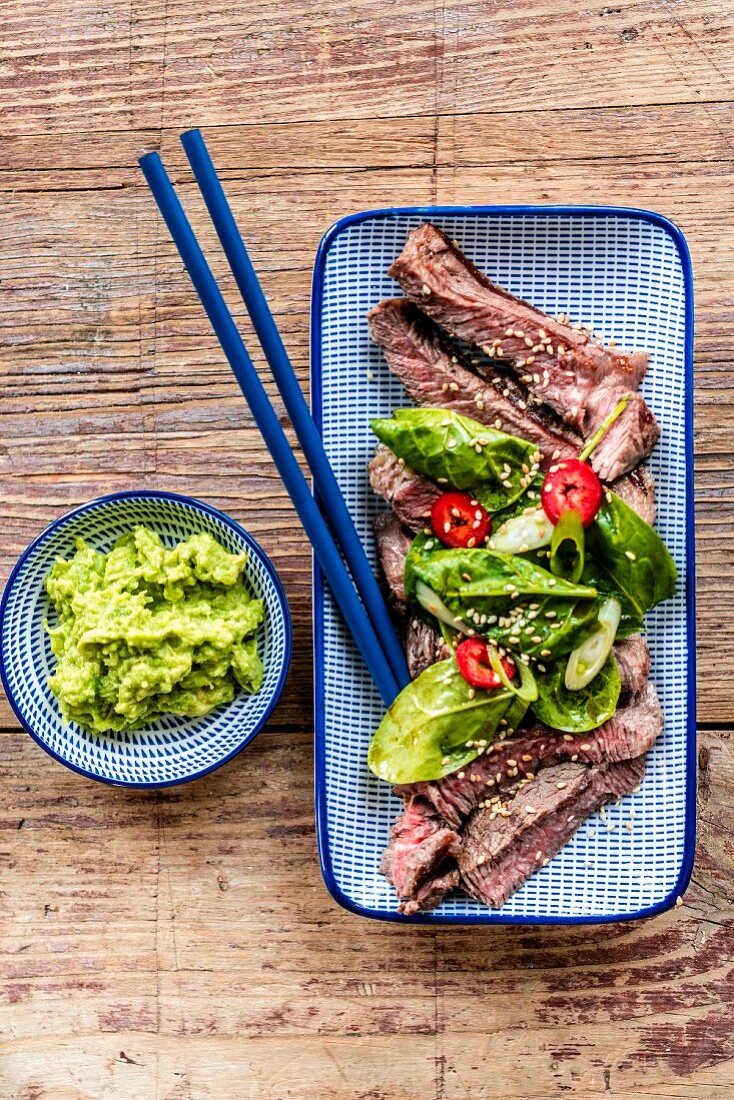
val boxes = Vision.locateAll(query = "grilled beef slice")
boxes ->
[585,378,660,485]
[369,444,441,531]
[387,224,658,480]
[394,678,661,829]
[610,464,656,525]
[613,634,651,698]
[404,618,451,679]
[373,512,414,604]
[458,756,647,908]
[367,298,579,467]
[380,795,461,914]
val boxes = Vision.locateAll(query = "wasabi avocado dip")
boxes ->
[45,526,265,733]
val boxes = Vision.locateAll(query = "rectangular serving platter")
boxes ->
[311,205,695,924]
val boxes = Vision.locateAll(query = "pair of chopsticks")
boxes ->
[139,130,410,706]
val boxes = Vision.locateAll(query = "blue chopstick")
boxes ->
[179,128,410,692]
[139,151,400,707]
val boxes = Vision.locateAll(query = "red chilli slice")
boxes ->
[541,458,603,529]
[455,638,516,691]
[430,491,491,549]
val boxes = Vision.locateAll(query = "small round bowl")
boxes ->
[0,491,291,787]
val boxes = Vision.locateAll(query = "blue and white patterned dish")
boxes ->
[0,491,291,787]
[311,205,696,924]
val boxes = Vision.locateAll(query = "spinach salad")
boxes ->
[367,406,676,786]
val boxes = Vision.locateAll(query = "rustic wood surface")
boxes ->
[1,1,733,1097]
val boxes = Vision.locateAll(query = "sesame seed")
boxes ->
[525,806,536,814]
[556,781,567,790]
[540,648,551,657]
[563,734,574,742]
[422,283,431,296]
[506,758,517,767]
[476,399,484,410]
[457,771,465,780]
[424,539,435,550]
[625,550,636,561]
[449,381,459,392]
[570,754,579,761]
[624,822,633,831]
[676,895,683,907]
[366,369,374,381]
[495,419,502,429]
[524,336,534,348]
[579,743,592,751]
[441,383,449,392]
[535,850,543,861]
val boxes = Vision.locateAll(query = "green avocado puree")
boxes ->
[45,526,265,733]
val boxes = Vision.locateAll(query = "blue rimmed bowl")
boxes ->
[0,491,291,787]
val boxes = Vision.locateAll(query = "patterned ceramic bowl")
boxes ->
[0,491,291,787]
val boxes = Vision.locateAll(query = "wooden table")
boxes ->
[2,2,733,1096]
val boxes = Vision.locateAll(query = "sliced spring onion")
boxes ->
[578,394,631,462]
[550,508,585,583]
[415,580,473,636]
[490,509,553,554]
[564,597,622,690]
[488,646,538,703]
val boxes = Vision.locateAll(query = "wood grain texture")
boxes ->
[0,728,732,1098]
[1,0,733,1096]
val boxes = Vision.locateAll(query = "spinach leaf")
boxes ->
[583,490,677,633]
[530,654,621,733]
[371,407,540,511]
[367,659,530,784]
[405,534,601,659]
[490,471,546,527]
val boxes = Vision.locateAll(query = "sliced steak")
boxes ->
[405,617,451,679]
[373,511,414,604]
[387,224,658,480]
[613,634,651,699]
[381,795,461,913]
[388,223,648,413]
[458,756,646,908]
[610,465,656,525]
[400,867,461,916]
[367,298,579,467]
[587,381,660,484]
[369,443,441,531]
[395,679,661,829]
